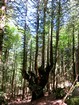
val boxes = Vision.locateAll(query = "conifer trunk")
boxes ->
[42,0,48,69]
[72,24,75,81]
[53,0,61,89]
[35,0,39,75]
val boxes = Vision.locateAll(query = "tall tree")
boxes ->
[22,1,53,101]
[53,0,61,89]
[42,0,48,69]
[50,0,54,66]
[72,23,75,81]
[75,29,79,81]
[35,0,39,75]
[29,39,32,71]
[5,0,79,101]
[77,29,79,81]
[0,0,6,61]
[22,23,27,99]
[11,50,17,98]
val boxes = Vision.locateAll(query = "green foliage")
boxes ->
[0,9,2,16]
[75,82,79,87]
[4,25,21,50]
[59,28,71,50]
[0,0,79,101]
[67,97,79,105]
[53,88,66,99]
[0,90,8,105]
[0,96,8,105]
[0,90,4,96]
[71,84,79,97]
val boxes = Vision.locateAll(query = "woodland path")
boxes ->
[8,93,67,105]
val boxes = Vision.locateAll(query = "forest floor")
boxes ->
[8,92,67,105]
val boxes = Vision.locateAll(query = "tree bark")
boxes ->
[47,34,50,66]
[72,24,75,81]
[35,0,39,75]
[29,40,32,71]
[50,0,54,66]
[21,0,53,101]
[75,30,79,81]
[42,0,48,69]
[78,30,79,82]
[31,88,44,101]
[22,79,26,100]
[0,0,6,58]
[11,50,17,98]
[0,0,6,92]
[0,29,3,57]
[53,0,61,89]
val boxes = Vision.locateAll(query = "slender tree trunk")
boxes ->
[0,0,6,58]
[61,50,64,73]
[1,64,5,91]
[46,33,50,92]
[22,23,27,76]
[50,0,54,90]
[0,0,7,95]
[0,29,3,57]
[53,0,61,89]
[78,30,79,78]
[0,29,4,84]
[42,0,48,69]
[22,79,26,100]
[72,24,75,81]
[11,51,17,98]
[5,49,9,91]
[50,0,54,66]
[46,0,54,92]
[22,35,27,99]
[56,48,60,89]
[75,30,79,81]
[0,0,5,57]
[47,34,50,66]
[29,40,32,71]
[11,67,15,98]
[22,23,28,100]
[35,0,39,75]
[1,48,9,92]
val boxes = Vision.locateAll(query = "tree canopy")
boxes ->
[0,0,79,104]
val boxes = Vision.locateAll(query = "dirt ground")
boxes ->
[8,93,67,105]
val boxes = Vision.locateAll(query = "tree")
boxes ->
[35,0,39,76]
[1,0,79,102]
[22,23,27,99]
[0,0,6,77]
[75,27,79,82]
[22,0,53,101]
[50,0,54,66]
[41,0,48,69]
[52,0,61,89]
[0,0,5,56]
[72,23,75,81]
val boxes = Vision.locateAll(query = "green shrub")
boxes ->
[0,96,8,105]
[53,88,66,99]
[0,90,8,105]
[72,87,79,97]
[67,97,79,105]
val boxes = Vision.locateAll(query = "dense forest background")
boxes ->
[0,0,79,104]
